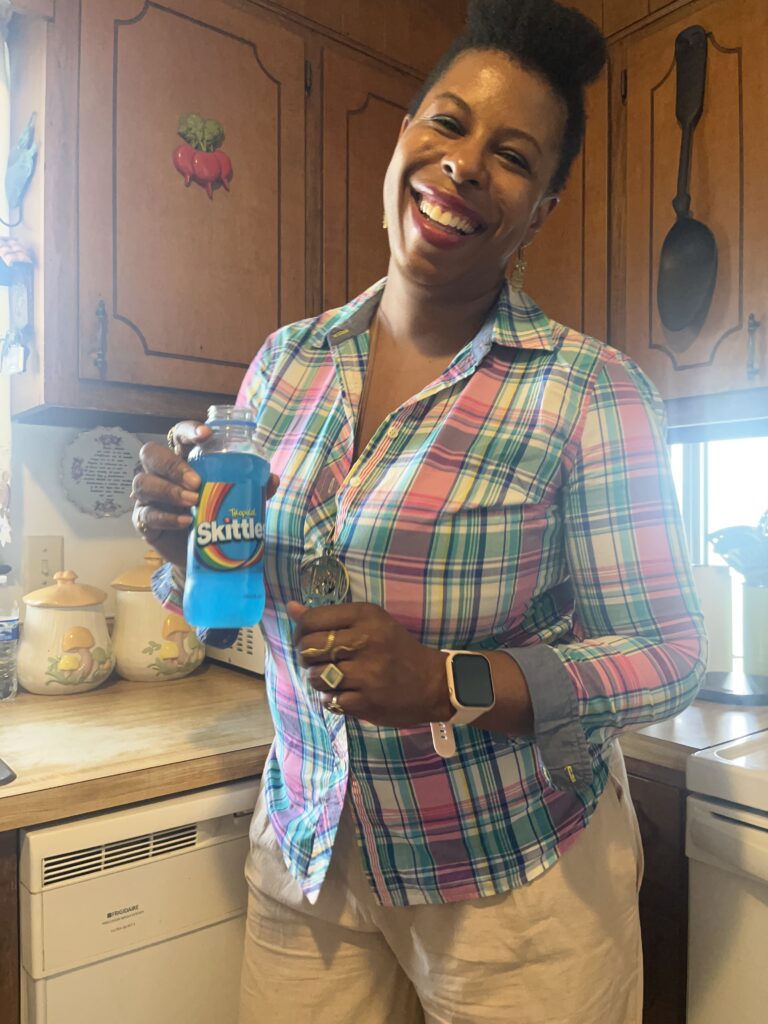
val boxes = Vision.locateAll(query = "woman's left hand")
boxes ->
[287,601,452,726]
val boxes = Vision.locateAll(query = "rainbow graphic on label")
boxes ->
[193,481,265,572]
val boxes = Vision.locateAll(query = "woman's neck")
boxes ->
[377,263,504,358]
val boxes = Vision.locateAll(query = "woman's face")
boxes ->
[383,49,566,292]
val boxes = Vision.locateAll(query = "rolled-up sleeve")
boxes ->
[505,351,707,789]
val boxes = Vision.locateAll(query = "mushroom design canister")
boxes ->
[17,571,115,695]
[111,552,204,681]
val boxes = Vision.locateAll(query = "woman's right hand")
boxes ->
[131,421,212,568]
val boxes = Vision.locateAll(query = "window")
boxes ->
[669,436,768,661]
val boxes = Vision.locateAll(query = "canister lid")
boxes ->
[111,551,164,592]
[24,570,108,608]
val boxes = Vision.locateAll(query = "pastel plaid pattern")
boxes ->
[165,278,705,906]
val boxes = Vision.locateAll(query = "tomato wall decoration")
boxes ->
[172,113,233,199]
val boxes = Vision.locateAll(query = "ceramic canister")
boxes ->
[111,551,204,681]
[17,570,115,695]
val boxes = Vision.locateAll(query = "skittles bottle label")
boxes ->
[193,481,264,572]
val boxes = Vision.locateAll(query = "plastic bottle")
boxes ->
[0,564,20,701]
[183,406,271,629]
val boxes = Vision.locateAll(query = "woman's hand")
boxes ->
[131,420,278,567]
[288,601,453,726]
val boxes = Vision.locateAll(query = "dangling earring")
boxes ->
[509,246,528,290]
[382,211,388,230]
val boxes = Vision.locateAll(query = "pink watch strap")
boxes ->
[430,720,456,758]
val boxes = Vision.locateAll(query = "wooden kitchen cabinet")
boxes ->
[605,0,652,36]
[523,67,609,341]
[11,0,307,425]
[619,0,768,415]
[626,760,689,1024]
[322,46,420,310]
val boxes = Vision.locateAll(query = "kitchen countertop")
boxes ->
[2,662,768,833]
[619,698,768,774]
[0,663,274,832]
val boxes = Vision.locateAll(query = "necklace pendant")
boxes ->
[300,544,350,607]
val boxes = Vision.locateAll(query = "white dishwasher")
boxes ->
[686,731,768,1024]
[19,778,260,1024]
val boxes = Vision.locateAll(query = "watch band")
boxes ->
[430,720,457,757]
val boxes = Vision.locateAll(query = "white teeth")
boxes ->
[418,197,476,235]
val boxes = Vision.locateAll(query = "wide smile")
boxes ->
[408,187,485,249]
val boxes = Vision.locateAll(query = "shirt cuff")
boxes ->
[501,646,593,790]
[150,562,239,650]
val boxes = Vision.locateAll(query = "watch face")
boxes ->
[453,654,494,707]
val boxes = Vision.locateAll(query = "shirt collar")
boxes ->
[322,277,557,353]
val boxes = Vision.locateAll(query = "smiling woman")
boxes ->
[384,50,565,292]
[132,2,706,1022]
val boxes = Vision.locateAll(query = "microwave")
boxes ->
[206,626,265,675]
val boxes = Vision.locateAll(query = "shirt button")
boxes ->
[387,425,400,439]
[348,474,362,488]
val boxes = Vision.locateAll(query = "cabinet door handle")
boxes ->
[747,312,760,381]
[92,299,107,375]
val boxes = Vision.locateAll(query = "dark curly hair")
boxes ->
[409,0,607,193]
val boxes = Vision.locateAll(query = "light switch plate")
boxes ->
[22,535,64,594]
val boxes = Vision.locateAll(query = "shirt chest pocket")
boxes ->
[364,434,566,642]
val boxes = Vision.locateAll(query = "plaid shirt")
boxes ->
[156,278,705,906]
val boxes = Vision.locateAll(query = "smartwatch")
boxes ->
[430,651,496,758]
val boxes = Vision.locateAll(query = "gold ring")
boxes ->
[320,663,344,690]
[303,630,337,660]
[330,634,369,661]
[167,427,176,451]
[137,515,149,535]
[327,695,345,715]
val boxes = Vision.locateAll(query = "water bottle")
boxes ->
[183,406,270,629]
[0,564,20,701]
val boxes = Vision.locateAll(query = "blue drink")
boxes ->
[182,408,270,629]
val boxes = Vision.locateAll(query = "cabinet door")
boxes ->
[523,69,609,341]
[0,831,19,1024]
[623,0,768,404]
[627,772,688,1024]
[77,0,306,396]
[322,47,419,310]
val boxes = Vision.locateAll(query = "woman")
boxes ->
[133,1,706,1021]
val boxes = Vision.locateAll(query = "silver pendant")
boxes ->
[300,544,350,607]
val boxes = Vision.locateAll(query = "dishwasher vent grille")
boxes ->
[41,823,198,886]
[233,627,258,656]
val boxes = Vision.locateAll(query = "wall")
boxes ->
[10,422,163,616]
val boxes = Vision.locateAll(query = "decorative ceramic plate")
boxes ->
[62,426,142,518]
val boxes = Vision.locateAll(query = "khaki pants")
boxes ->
[239,753,644,1024]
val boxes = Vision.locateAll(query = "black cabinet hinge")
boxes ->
[305,60,312,95]
[621,68,628,104]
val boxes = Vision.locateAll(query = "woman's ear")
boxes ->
[399,114,411,138]
[521,194,559,247]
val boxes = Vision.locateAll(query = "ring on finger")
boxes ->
[326,695,345,715]
[330,633,369,662]
[320,663,344,690]
[303,630,336,660]
[136,507,152,537]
